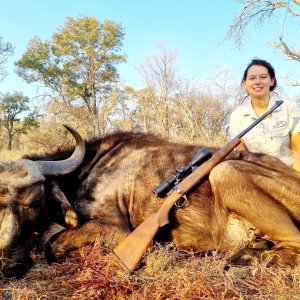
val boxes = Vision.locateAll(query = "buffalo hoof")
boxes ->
[225,248,264,269]
[225,247,300,270]
[250,239,275,250]
[44,229,81,264]
[45,241,58,264]
[44,231,67,264]
[261,248,300,267]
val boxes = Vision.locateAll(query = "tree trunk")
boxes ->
[7,133,12,151]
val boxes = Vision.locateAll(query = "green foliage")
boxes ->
[0,91,29,120]
[0,91,39,150]
[20,112,39,133]
[15,16,126,135]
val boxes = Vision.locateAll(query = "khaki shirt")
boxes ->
[229,97,300,166]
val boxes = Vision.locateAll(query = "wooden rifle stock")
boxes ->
[112,212,160,273]
[112,100,284,273]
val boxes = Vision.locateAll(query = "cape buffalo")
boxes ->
[1,125,300,278]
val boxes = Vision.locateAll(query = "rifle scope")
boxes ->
[153,147,211,197]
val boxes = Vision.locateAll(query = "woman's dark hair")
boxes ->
[242,58,277,91]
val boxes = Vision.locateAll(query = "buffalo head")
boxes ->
[0,125,85,278]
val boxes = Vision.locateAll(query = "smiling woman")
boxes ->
[229,58,300,172]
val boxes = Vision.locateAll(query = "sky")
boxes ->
[0,0,299,102]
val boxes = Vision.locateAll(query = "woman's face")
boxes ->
[242,65,275,100]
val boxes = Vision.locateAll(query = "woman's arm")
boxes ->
[291,132,300,172]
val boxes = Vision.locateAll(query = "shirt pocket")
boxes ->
[270,127,289,139]
[269,127,290,153]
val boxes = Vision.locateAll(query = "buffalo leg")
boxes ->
[209,161,300,265]
[45,220,130,263]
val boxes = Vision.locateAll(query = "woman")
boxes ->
[229,58,300,171]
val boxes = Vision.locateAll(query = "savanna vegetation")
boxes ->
[1,1,300,299]
[0,16,245,155]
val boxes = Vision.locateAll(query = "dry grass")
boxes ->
[0,149,24,161]
[1,244,300,300]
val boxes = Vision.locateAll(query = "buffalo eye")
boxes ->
[17,183,44,211]
[26,200,40,210]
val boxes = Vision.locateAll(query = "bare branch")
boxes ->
[227,0,300,46]
[282,74,300,86]
[267,22,300,61]
[0,37,14,81]
[273,1,300,16]
[277,36,300,60]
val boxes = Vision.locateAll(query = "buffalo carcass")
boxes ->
[1,126,300,278]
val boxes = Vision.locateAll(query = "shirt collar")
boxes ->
[240,95,282,119]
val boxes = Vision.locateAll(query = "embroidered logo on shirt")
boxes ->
[272,121,287,129]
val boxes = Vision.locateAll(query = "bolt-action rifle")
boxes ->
[112,100,284,273]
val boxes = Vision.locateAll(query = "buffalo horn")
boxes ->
[38,125,86,176]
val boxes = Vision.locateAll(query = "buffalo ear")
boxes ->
[47,181,79,228]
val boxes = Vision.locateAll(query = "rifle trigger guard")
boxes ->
[175,195,188,208]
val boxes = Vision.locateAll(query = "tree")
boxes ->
[0,37,14,82]
[138,44,179,137]
[0,92,39,150]
[227,1,300,86]
[15,16,126,136]
[173,69,243,145]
